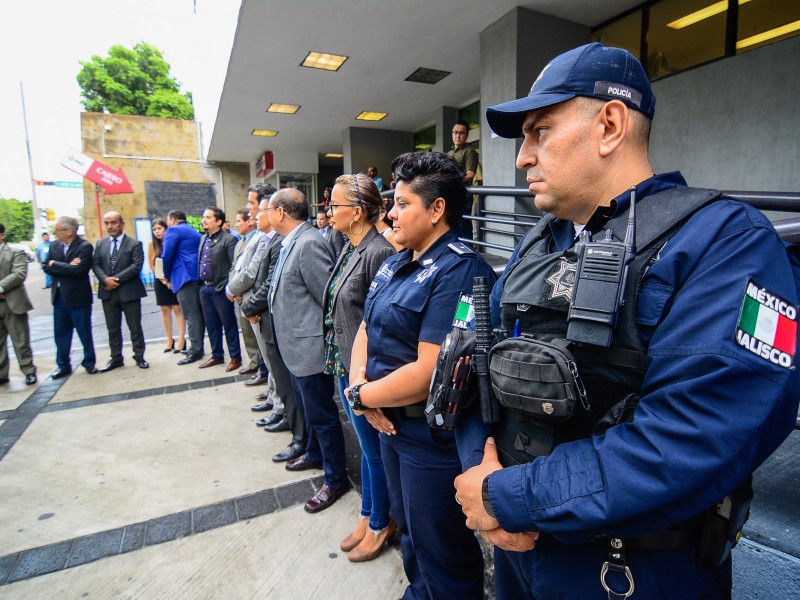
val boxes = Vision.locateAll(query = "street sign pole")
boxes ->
[95,185,103,239]
[20,82,42,240]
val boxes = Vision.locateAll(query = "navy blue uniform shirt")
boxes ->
[486,173,800,542]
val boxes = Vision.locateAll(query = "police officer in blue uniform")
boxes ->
[346,151,497,600]
[454,43,799,599]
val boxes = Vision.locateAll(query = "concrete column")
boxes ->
[435,106,459,153]
[479,7,588,254]
[342,127,413,185]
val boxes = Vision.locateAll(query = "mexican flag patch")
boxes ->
[452,293,475,330]
[736,278,797,369]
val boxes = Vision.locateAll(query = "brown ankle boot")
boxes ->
[340,516,369,552]
[348,521,397,563]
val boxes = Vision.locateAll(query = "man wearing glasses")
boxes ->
[43,217,98,378]
[448,120,480,241]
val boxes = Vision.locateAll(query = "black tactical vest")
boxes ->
[495,187,722,467]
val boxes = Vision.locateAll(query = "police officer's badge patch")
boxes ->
[415,264,438,284]
[545,257,577,301]
[735,278,797,369]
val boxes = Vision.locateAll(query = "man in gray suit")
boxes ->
[226,208,265,375]
[0,223,37,385]
[268,188,349,513]
[241,195,306,460]
[92,211,148,371]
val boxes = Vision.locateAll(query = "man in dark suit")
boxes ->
[43,216,98,378]
[197,207,241,371]
[269,188,349,513]
[92,211,148,372]
[317,210,346,257]
[162,210,204,364]
[0,223,37,385]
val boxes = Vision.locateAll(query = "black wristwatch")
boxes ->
[347,383,366,411]
[482,475,496,518]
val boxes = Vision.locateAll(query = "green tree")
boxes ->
[77,42,194,120]
[0,197,34,242]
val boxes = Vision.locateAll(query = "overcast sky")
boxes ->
[0,0,240,218]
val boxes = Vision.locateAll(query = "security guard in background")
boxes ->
[454,43,799,599]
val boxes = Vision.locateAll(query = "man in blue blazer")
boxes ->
[92,211,148,371]
[162,210,205,363]
[43,216,98,379]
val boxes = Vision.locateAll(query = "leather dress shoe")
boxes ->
[251,400,274,412]
[85,366,99,375]
[198,357,224,369]
[25,373,38,385]
[272,442,305,463]
[244,375,268,387]
[239,366,258,375]
[51,367,73,379]
[136,360,149,369]
[304,483,351,514]
[225,359,242,372]
[100,359,124,373]
[0,377,9,384]
[177,353,203,365]
[285,453,322,472]
[264,417,290,433]
[256,413,283,427]
[254,391,271,400]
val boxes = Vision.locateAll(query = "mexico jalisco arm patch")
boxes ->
[736,278,798,369]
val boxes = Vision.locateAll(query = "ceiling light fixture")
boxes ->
[737,19,800,49]
[405,67,452,85]
[267,103,300,114]
[356,111,388,121]
[251,129,278,137]
[667,0,750,30]
[324,153,344,158]
[301,51,348,71]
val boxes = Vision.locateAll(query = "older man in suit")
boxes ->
[197,206,240,371]
[92,211,148,372]
[241,195,305,461]
[268,188,349,513]
[43,216,98,379]
[226,208,265,376]
[162,210,204,364]
[0,223,37,385]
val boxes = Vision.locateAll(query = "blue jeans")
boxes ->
[53,291,95,370]
[199,285,241,361]
[338,375,391,531]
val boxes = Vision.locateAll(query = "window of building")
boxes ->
[592,0,800,80]
[413,125,435,151]
[591,9,642,58]
[737,0,800,54]
[648,0,727,78]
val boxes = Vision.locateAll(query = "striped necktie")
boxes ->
[110,238,118,274]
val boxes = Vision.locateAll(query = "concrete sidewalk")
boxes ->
[0,266,407,598]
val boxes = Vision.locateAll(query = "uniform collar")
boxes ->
[548,171,687,250]
[396,229,460,267]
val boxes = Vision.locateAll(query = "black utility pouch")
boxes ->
[696,477,754,568]
[426,327,478,429]
[488,336,589,422]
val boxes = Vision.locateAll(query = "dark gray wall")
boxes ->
[650,35,800,193]
[479,7,588,255]
[343,127,413,186]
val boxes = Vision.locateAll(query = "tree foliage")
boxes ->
[0,197,34,242]
[77,42,194,120]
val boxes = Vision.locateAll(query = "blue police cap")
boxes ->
[486,43,656,139]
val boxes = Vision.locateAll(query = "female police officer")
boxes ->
[346,151,496,599]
